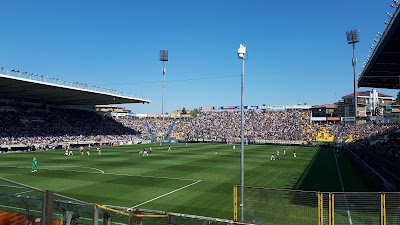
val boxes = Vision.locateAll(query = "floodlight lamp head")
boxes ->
[160,50,168,62]
[346,29,360,44]
[387,12,393,18]
[237,44,246,59]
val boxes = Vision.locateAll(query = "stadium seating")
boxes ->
[117,111,399,144]
[0,104,140,148]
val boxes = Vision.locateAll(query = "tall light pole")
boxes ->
[160,50,168,119]
[346,29,360,123]
[237,44,246,221]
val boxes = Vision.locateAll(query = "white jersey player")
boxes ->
[270,152,275,161]
[97,146,101,156]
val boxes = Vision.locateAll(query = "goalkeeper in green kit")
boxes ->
[31,155,37,172]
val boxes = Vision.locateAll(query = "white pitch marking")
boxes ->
[15,166,199,181]
[82,166,104,174]
[333,149,353,225]
[17,166,104,173]
[131,180,202,208]
[17,165,81,169]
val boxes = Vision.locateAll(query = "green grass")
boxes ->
[0,143,378,223]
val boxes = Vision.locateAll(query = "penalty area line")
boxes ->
[131,180,202,208]
[82,166,104,174]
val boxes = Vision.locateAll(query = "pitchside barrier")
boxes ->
[0,177,254,225]
[234,186,400,225]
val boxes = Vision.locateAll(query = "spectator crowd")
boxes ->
[118,111,399,143]
[0,103,140,148]
[1,103,400,166]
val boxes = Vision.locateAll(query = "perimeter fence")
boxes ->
[3,177,400,225]
[234,186,400,225]
[0,177,253,225]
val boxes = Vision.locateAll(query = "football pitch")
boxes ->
[0,143,378,220]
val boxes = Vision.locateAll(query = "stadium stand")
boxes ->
[116,111,399,144]
[348,3,400,191]
[0,71,151,151]
[0,102,142,149]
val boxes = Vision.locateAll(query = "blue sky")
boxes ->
[0,0,398,114]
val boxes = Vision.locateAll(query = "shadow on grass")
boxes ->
[284,146,379,211]
[293,147,342,192]
[292,146,378,192]
[277,146,381,225]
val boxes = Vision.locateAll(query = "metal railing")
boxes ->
[234,186,319,225]
[3,177,400,225]
[234,186,400,225]
[0,177,254,225]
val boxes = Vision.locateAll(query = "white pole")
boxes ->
[240,56,245,221]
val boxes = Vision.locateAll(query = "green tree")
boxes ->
[182,107,187,114]
[190,108,201,117]
[395,91,400,105]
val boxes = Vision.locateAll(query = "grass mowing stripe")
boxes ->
[132,180,202,208]
[333,148,353,225]
[13,166,199,181]
[16,165,104,173]
[102,172,200,182]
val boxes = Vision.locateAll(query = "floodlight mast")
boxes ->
[346,29,360,123]
[160,50,168,120]
[237,44,246,222]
